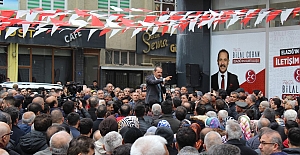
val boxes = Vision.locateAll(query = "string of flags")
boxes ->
[0,6,299,41]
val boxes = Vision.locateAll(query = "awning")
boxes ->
[101,66,154,71]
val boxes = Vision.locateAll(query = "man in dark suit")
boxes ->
[145,66,172,104]
[211,49,239,95]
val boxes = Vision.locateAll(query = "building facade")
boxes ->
[1,0,177,89]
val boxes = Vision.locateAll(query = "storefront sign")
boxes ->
[0,27,105,48]
[136,31,176,57]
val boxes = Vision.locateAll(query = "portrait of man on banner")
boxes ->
[211,49,240,95]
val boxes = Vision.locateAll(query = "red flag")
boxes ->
[144,15,156,22]
[266,10,282,23]
[91,15,104,27]
[99,29,110,36]
[162,26,168,36]
[1,10,15,17]
[293,7,300,18]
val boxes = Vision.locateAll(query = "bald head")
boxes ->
[0,122,11,148]
[0,122,10,135]
[46,96,58,108]
[51,109,63,124]
[200,127,213,141]
[50,131,72,154]
[0,148,9,155]
[22,111,36,125]
[93,130,102,141]
[32,97,45,110]
[204,131,222,151]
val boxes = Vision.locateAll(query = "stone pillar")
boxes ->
[176,0,211,93]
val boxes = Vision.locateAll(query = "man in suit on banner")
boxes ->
[211,49,240,95]
[145,66,172,104]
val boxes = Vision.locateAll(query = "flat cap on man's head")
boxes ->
[235,101,248,108]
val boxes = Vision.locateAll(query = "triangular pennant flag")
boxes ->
[51,25,59,36]
[109,29,121,38]
[152,27,159,35]
[266,10,282,23]
[5,27,18,39]
[281,8,293,24]
[131,28,142,38]
[99,29,110,36]
[254,10,270,27]
[91,15,104,27]
[1,10,15,17]
[162,26,168,36]
[87,29,98,41]
[22,24,30,38]
[33,28,48,38]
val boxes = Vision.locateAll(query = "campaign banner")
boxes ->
[211,32,266,95]
[269,30,300,99]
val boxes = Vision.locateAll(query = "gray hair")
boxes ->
[287,100,296,109]
[248,94,256,103]
[178,146,199,155]
[284,109,297,121]
[230,92,239,98]
[89,96,99,108]
[226,120,242,140]
[131,135,168,155]
[262,129,283,151]
[204,131,222,151]
[260,101,270,108]
[257,118,270,131]
[204,93,211,102]
[208,144,240,155]
[103,131,122,152]
[50,131,72,155]
[206,111,217,118]
[22,112,36,125]
[152,104,162,116]
[218,110,228,120]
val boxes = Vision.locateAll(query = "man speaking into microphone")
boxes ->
[146,66,172,104]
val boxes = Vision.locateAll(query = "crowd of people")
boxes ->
[0,69,299,155]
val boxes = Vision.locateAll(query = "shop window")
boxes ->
[212,0,266,31]
[121,52,128,64]
[129,52,135,65]
[105,50,139,65]
[27,0,66,10]
[270,1,300,27]
[154,0,176,13]
[98,0,130,15]
[54,49,72,84]
[32,48,52,83]
[0,48,7,66]
[18,47,30,66]
[105,50,112,64]
[113,51,120,64]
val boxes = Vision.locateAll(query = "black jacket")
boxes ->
[283,148,300,155]
[16,130,47,155]
[88,107,97,121]
[226,139,258,155]
[211,71,240,95]
[153,114,180,134]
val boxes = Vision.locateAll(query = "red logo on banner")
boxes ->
[294,68,300,83]
[246,70,256,83]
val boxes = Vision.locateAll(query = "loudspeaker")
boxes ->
[186,64,201,87]
[162,63,177,85]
